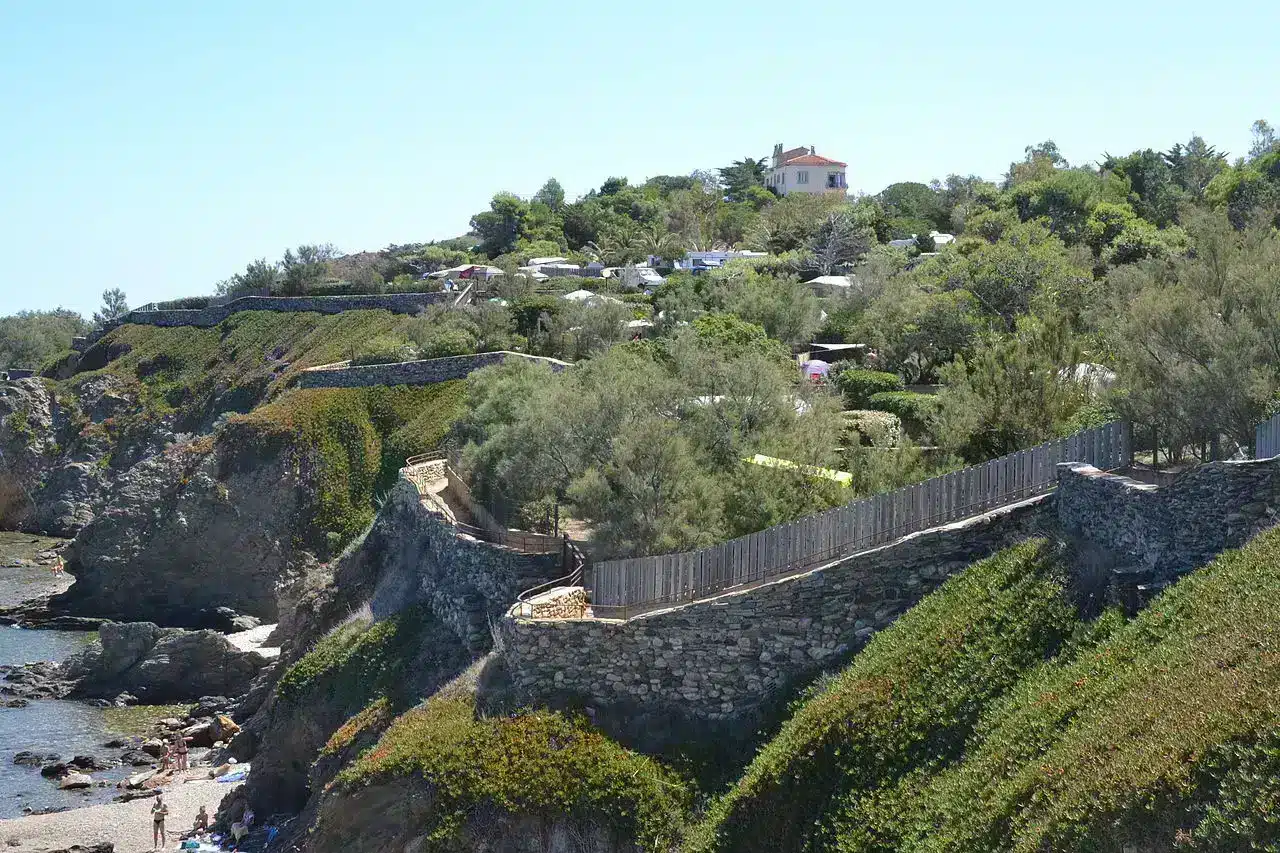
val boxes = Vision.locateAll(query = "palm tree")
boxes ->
[629,222,684,264]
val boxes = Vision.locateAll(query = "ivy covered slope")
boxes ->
[307,681,691,852]
[691,527,1280,853]
[217,382,464,552]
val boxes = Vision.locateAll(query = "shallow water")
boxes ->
[0,627,133,819]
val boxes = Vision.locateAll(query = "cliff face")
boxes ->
[53,440,309,624]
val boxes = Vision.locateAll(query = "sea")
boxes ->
[0,624,140,819]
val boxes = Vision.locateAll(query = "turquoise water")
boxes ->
[0,626,133,819]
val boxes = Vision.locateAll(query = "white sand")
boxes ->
[0,776,242,852]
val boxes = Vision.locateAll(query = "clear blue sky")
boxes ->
[0,0,1273,317]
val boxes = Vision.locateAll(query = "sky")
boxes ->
[0,0,1275,317]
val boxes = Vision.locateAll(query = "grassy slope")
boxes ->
[67,309,420,423]
[689,526,1280,853]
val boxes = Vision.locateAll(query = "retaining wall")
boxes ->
[347,479,564,654]
[1056,458,1280,579]
[294,352,572,389]
[498,496,1054,724]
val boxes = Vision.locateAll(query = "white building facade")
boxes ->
[765,144,847,196]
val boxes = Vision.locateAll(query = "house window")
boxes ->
[827,172,843,189]
[797,171,809,184]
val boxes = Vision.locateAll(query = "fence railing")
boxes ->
[589,421,1133,618]
[1258,413,1280,460]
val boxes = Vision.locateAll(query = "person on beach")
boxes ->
[175,733,189,771]
[51,555,64,576]
[192,804,209,833]
[151,793,169,849]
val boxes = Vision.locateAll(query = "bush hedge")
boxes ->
[834,369,903,409]
[867,390,938,437]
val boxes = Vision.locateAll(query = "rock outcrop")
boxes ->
[59,621,270,702]
[53,444,310,624]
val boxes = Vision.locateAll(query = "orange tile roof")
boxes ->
[784,153,847,167]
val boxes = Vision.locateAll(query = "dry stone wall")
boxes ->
[350,480,564,653]
[498,497,1054,725]
[1056,458,1280,579]
[294,352,571,390]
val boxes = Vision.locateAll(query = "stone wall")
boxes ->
[294,352,572,390]
[1056,458,1280,580]
[520,587,588,620]
[74,292,456,350]
[498,496,1054,728]
[347,480,564,653]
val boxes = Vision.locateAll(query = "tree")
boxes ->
[0,309,89,368]
[1104,210,1280,459]
[217,257,280,295]
[667,186,723,252]
[1102,148,1183,227]
[1249,119,1279,162]
[1164,135,1227,201]
[92,288,129,326]
[877,182,949,233]
[470,193,530,258]
[718,157,769,203]
[280,244,337,295]
[934,312,1089,461]
[855,282,980,383]
[629,221,684,264]
[804,211,874,275]
[532,178,566,211]
[1004,140,1068,188]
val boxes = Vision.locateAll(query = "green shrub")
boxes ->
[866,390,937,436]
[841,410,902,448]
[154,296,211,310]
[350,335,415,366]
[688,539,1079,853]
[834,368,903,409]
[338,695,691,851]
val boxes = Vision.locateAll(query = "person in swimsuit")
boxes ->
[175,734,188,771]
[151,793,168,849]
[191,804,209,833]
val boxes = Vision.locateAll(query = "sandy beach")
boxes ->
[0,775,242,852]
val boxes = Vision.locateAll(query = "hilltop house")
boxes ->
[766,144,847,196]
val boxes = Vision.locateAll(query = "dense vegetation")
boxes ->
[687,525,1280,852]
[333,688,691,851]
[220,382,465,551]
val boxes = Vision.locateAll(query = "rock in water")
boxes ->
[59,621,270,702]
[58,771,93,789]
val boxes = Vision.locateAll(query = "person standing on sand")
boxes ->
[151,793,169,849]
[175,734,188,771]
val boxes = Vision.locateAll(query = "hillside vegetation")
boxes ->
[218,382,465,551]
[688,526,1280,853]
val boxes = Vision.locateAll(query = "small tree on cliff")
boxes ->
[92,288,129,327]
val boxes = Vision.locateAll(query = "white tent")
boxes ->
[527,256,569,266]
[561,289,598,302]
[807,275,855,290]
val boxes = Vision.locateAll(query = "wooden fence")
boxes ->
[589,421,1133,618]
[1258,413,1280,460]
